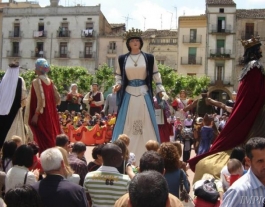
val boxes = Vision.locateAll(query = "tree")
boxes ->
[157,64,210,99]
[94,64,115,94]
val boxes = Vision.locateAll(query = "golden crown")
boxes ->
[123,28,142,40]
[241,35,261,49]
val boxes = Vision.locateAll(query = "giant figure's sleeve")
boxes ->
[152,61,165,94]
[21,77,27,107]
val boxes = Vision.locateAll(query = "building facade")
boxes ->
[177,15,207,77]
[206,0,237,102]
[1,2,112,74]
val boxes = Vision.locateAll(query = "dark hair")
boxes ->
[230,146,245,163]
[139,151,164,174]
[245,137,265,159]
[126,37,143,51]
[72,141,86,153]
[4,184,42,207]
[55,134,69,147]
[101,143,123,167]
[13,145,34,168]
[92,144,104,160]
[1,141,17,172]
[243,44,262,64]
[27,142,39,155]
[129,170,168,207]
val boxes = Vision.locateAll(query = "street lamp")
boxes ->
[222,92,227,100]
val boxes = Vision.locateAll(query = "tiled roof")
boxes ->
[206,0,236,5]
[236,9,265,18]
[110,23,125,28]
[141,29,178,38]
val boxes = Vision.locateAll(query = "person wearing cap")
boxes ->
[101,85,117,115]
[189,36,265,176]
[0,61,27,147]
[111,28,168,162]
[83,83,104,116]
[27,58,61,154]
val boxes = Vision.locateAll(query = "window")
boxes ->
[217,17,226,32]
[157,60,164,65]
[245,23,254,39]
[109,41,116,51]
[86,23,93,29]
[60,42,68,58]
[190,29,197,42]
[219,8,224,13]
[107,58,115,68]
[217,40,225,54]
[38,23,44,37]
[14,23,20,37]
[60,23,69,37]
[12,42,19,56]
[216,65,224,81]
[188,47,196,64]
[35,42,44,57]
[85,42,93,58]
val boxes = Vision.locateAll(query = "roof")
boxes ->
[236,9,265,18]
[141,29,178,38]
[206,0,236,5]
[110,23,125,28]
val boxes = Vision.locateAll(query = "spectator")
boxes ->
[87,144,104,172]
[158,142,190,198]
[227,159,244,186]
[55,134,71,153]
[5,145,39,193]
[32,148,88,207]
[27,142,42,172]
[1,140,17,173]
[10,135,22,148]
[115,151,183,207]
[221,137,265,207]
[68,142,88,185]
[145,140,159,151]
[83,143,130,207]
[4,185,42,207]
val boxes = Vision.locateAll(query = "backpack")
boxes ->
[194,179,219,203]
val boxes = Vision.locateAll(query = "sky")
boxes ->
[6,0,265,30]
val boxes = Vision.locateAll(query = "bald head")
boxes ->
[101,143,123,167]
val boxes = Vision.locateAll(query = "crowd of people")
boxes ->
[0,26,264,207]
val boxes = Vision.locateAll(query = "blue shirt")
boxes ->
[221,168,265,207]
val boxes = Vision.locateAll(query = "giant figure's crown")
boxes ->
[241,35,261,49]
[123,28,142,40]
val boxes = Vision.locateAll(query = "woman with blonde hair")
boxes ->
[56,147,80,185]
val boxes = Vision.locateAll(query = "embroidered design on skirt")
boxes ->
[133,120,143,135]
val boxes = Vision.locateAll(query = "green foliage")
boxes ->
[94,64,115,93]
[0,71,5,80]
[20,70,36,89]
[157,64,210,99]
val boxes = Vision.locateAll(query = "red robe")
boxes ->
[189,67,265,171]
[29,81,61,154]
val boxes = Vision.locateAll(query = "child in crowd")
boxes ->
[11,135,22,148]
[227,158,244,186]
[128,152,138,174]
[145,140,160,151]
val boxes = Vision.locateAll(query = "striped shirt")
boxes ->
[221,168,265,207]
[83,165,130,207]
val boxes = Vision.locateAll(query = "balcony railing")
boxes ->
[7,51,22,57]
[209,24,233,33]
[81,29,95,38]
[209,76,232,86]
[107,46,116,54]
[183,35,202,43]
[209,48,232,58]
[31,51,46,58]
[79,51,95,59]
[33,30,47,38]
[56,30,71,38]
[240,31,258,40]
[54,51,70,58]
[181,57,202,65]
[9,31,23,38]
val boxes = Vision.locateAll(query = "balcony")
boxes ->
[54,51,70,58]
[209,48,233,59]
[31,51,47,59]
[79,51,95,59]
[107,46,116,54]
[209,78,232,86]
[240,31,259,40]
[33,30,47,38]
[9,31,23,38]
[56,30,71,38]
[7,51,22,58]
[183,35,202,43]
[150,38,178,45]
[209,24,233,34]
[81,29,95,38]
[181,57,202,65]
